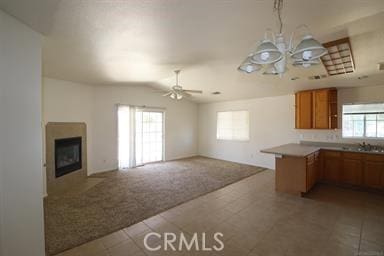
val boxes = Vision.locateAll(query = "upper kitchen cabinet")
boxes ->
[295,90,312,129]
[295,88,338,129]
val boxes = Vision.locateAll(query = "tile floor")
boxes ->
[55,170,384,256]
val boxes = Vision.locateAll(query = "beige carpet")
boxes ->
[44,156,266,255]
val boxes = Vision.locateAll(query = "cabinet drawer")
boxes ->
[343,152,363,160]
[365,154,384,162]
[323,150,342,158]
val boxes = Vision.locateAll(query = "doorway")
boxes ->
[118,105,164,169]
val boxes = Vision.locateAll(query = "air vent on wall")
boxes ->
[308,74,327,80]
[320,37,355,76]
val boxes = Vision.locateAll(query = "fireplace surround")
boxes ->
[45,122,87,195]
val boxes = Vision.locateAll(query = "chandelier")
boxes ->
[238,0,327,77]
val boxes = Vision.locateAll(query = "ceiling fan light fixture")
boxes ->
[291,35,327,61]
[251,39,283,64]
[169,91,183,100]
[161,70,202,100]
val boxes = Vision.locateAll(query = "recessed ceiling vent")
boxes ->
[378,62,384,71]
[308,74,327,80]
[320,37,355,76]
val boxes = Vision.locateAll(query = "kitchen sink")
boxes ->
[342,145,384,153]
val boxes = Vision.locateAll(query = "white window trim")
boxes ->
[342,103,384,139]
[216,110,250,142]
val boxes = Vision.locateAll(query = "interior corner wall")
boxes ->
[198,85,384,169]
[0,10,45,256]
[42,77,95,182]
[42,78,199,175]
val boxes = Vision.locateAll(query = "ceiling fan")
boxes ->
[162,70,202,100]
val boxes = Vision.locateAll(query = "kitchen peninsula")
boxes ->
[261,144,320,195]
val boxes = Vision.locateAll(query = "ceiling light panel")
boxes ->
[321,37,355,76]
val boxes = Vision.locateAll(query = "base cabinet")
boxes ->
[321,150,384,190]
[363,158,384,189]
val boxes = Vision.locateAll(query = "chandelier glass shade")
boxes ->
[291,35,327,61]
[251,40,283,65]
[238,55,262,73]
[238,0,327,77]
[292,59,320,68]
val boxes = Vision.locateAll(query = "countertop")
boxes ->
[261,142,384,157]
[300,141,384,155]
[261,143,320,157]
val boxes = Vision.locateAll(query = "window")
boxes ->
[217,111,250,141]
[342,103,384,138]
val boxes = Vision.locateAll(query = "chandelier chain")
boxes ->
[273,0,284,34]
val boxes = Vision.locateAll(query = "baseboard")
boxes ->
[197,154,273,170]
[165,154,199,162]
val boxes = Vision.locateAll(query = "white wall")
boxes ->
[43,78,198,175]
[0,10,45,256]
[199,95,298,169]
[198,85,384,169]
[92,85,198,172]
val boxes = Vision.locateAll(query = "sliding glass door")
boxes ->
[118,105,164,169]
[135,110,164,165]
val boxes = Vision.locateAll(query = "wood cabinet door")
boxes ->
[323,151,341,182]
[306,154,316,191]
[364,161,384,189]
[313,89,329,129]
[295,91,312,129]
[341,158,363,185]
[306,162,316,191]
[314,151,320,181]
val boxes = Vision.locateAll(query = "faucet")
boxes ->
[358,142,373,151]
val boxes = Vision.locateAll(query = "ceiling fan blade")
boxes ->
[162,92,172,97]
[182,92,192,97]
[183,90,203,94]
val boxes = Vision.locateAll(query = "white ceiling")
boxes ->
[2,0,384,103]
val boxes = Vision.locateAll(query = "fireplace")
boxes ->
[55,137,82,178]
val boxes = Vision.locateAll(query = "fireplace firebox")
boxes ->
[55,137,82,177]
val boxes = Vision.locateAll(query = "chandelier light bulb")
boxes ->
[261,52,270,61]
[302,50,312,61]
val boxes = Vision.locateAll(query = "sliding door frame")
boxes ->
[116,104,166,169]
